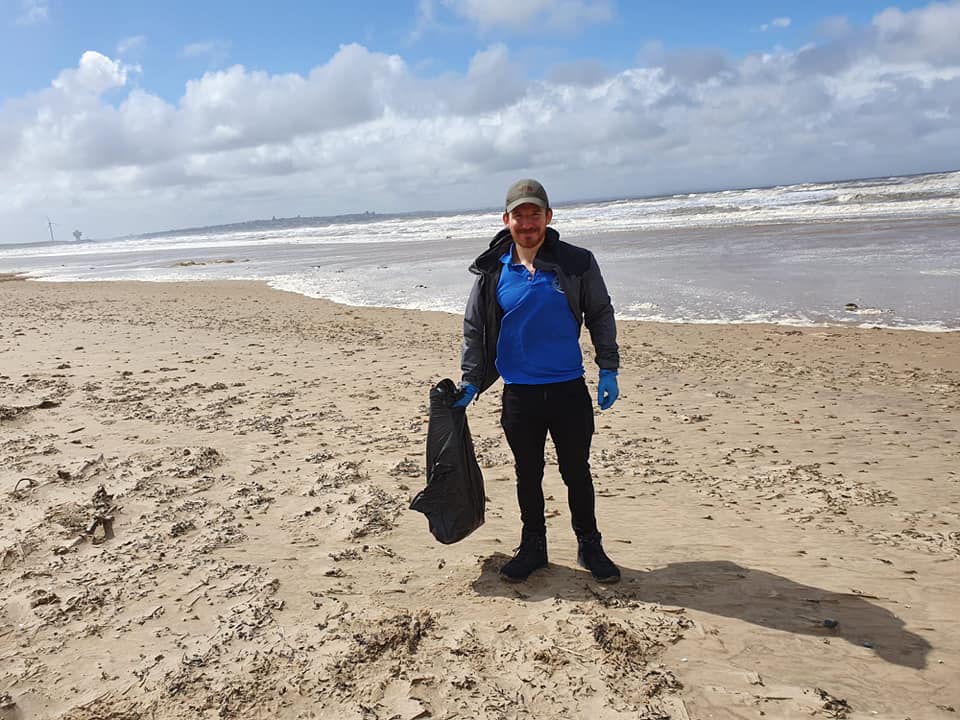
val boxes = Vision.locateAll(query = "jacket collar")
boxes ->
[471,226,561,275]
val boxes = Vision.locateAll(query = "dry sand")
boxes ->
[0,278,957,720]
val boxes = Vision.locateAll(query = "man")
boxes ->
[454,178,621,583]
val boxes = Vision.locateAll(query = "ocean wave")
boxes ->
[831,190,959,205]
[2,173,958,262]
[920,268,960,276]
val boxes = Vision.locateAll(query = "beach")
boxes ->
[1,277,958,719]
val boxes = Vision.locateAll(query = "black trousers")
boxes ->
[500,377,598,538]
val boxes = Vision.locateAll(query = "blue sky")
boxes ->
[2,1,936,101]
[1,0,958,242]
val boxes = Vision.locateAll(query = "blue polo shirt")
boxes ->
[495,250,584,384]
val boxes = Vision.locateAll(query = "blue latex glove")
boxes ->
[451,383,478,408]
[597,369,619,410]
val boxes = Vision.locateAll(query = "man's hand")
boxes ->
[597,370,619,410]
[452,383,478,408]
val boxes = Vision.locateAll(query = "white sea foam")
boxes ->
[3,171,958,261]
[621,302,661,313]
[845,307,895,315]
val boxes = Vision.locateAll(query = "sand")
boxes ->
[0,278,957,720]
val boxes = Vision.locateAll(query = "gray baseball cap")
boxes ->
[505,178,549,213]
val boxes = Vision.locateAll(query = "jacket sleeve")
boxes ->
[460,275,486,387]
[582,254,620,371]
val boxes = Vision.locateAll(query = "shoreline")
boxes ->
[6,276,959,333]
[1,278,958,718]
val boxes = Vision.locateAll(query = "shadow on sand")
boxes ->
[471,554,931,669]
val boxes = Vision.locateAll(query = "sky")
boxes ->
[1,0,959,243]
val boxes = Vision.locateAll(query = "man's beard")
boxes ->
[512,230,544,248]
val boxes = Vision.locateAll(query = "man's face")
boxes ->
[503,203,553,250]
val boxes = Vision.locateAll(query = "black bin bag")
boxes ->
[410,378,485,544]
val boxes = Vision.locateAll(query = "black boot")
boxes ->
[500,529,548,583]
[577,532,620,583]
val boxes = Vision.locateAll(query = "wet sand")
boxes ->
[1,279,958,719]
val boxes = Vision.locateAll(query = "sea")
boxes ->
[2,171,959,331]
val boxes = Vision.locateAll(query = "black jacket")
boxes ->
[461,226,620,394]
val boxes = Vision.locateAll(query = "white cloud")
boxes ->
[872,2,960,63]
[817,16,852,40]
[181,40,231,66]
[16,0,47,25]
[445,44,528,113]
[442,0,613,32]
[409,0,438,42]
[760,16,791,31]
[117,35,146,56]
[547,59,610,87]
[2,1,960,241]
[51,51,136,96]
